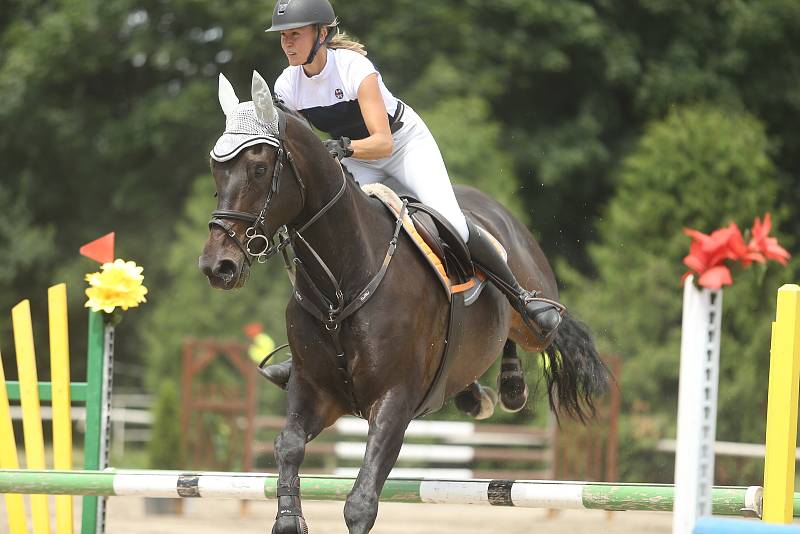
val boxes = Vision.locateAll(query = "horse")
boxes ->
[199,72,608,534]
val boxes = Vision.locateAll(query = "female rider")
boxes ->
[260,0,562,388]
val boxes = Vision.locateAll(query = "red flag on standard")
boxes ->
[80,232,115,264]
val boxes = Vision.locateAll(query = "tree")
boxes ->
[560,104,794,482]
[140,175,291,387]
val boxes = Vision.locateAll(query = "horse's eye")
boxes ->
[255,165,267,177]
[213,192,218,198]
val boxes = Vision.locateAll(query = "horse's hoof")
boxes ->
[473,385,498,420]
[454,383,497,420]
[499,383,528,413]
[272,516,308,534]
[497,358,528,413]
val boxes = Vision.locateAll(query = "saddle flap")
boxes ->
[360,183,506,306]
[364,176,457,270]
[406,202,473,280]
[408,211,445,261]
[362,183,452,295]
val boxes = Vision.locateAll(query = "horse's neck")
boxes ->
[294,169,384,297]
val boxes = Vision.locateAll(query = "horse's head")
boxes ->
[199,71,306,289]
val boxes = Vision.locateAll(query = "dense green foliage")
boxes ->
[1,0,798,482]
[560,104,797,481]
[148,379,183,469]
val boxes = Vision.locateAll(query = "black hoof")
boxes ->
[454,382,496,419]
[272,515,308,534]
[454,385,481,417]
[497,357,528,413]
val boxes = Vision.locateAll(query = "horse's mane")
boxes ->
[274,99,313,133]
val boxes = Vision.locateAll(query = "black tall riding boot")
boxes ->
[466,219,564,344]
[258,358,292,390]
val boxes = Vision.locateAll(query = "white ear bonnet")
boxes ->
[211,71,281,162]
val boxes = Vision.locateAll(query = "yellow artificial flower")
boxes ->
[84,259,148,313]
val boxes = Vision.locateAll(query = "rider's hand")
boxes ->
[322,137,354,160]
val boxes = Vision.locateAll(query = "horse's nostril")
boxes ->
[216,259,238,282]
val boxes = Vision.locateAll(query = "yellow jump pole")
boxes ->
[49,284,73,534]
[763,284,800,523]
[12,299,52,534]
[0,346,27,534]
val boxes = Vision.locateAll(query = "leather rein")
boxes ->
[208,109,406,417]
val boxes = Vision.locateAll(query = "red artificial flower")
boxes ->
[696,265,733,290]
[682,223,744,276]
[243,322,263,339]
[681,212,792,289]
[748,213,791,266]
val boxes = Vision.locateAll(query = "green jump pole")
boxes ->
[0,469,787,518]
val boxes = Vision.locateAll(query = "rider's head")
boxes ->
[266,0,337,66]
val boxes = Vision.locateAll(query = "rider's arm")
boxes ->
[349,73,393,160]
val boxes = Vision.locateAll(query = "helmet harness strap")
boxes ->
[304,24,337,65]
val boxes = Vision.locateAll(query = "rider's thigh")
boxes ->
[341,157,387,185]
[388,114,469,242]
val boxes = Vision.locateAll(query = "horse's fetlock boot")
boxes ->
[499,381,528,413]
[497,357,528,413]
[272,515,308,534]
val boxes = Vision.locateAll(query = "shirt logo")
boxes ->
[335,88,344,100]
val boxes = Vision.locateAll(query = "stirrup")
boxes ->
[517,292,566,345]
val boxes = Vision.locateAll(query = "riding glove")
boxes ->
[323,137,354,160]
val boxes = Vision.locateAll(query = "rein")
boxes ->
[209,108,407,417]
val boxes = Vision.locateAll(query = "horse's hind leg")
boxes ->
[454,381,498,420]
[497,339,528,412]
[272,379,332,534]
[343,392,414,534]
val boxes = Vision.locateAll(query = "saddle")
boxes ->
[362,180,508,418]
[362,180,506,306]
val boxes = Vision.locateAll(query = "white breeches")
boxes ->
[341,105,470,242]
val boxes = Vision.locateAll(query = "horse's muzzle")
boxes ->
[198,253,249,290]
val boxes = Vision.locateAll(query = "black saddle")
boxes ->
[380,177,473,283]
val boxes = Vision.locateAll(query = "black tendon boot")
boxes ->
[258,358,293,390]
[273,476,308,534]
[465,219,565,344]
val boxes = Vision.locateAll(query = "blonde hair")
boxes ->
[325,19,367,56]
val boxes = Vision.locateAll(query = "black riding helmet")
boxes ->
[266,0,338,65]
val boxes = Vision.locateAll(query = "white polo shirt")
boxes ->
[274,48,400,140]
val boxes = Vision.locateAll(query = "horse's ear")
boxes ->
[218,73,239,116]
[251,70,278,125]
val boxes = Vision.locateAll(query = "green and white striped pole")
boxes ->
[0,469,778,517]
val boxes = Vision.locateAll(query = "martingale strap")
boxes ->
[290,200,409,417]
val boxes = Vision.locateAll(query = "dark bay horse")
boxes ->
[199,73,608,534]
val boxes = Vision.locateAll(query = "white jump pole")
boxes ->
[673,276,723,534]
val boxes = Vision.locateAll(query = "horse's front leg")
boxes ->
[272,381,332,534]
[344,391,414,534]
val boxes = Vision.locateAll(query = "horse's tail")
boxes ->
[542,312,610,422]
